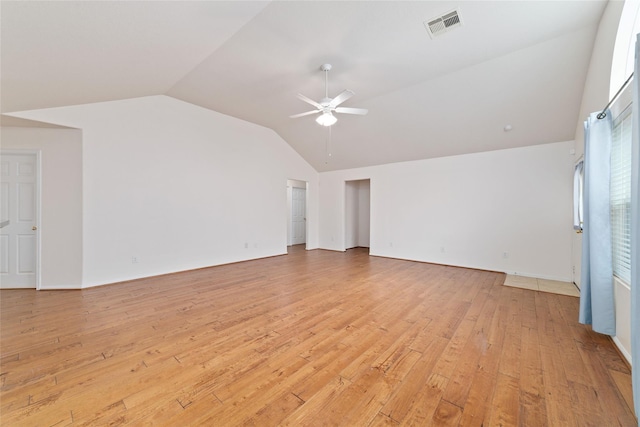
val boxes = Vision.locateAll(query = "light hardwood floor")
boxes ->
[1,246,636,426]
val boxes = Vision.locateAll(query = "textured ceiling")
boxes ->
[1,1,607,171]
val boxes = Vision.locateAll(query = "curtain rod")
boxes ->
[597,73,634,119]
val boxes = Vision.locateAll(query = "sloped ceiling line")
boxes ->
[1,1,607,171]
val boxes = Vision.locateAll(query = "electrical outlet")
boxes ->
[502,252,509,259]
[440,246,445,253]
[244,242,248,249]
[131,257,138,264]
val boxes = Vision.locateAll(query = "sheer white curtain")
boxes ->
[573,160,584,232]
[579,112,616,336]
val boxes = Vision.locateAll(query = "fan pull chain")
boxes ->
[325,125,332,164]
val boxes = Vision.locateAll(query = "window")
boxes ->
[610,105,632,285]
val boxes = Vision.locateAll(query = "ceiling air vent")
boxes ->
[424,9,462,39]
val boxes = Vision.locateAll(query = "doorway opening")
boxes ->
[287,179,307,249]
[345,179,370,252]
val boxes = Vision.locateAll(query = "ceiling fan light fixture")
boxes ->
[316,112,337,127]
[292,64,366,126]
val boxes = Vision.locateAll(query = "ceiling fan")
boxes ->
[290,64,368,126]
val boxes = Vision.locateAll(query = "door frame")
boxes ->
[1,149,42,290]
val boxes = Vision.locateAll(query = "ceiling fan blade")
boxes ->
[290,110,320,119]
[330,90,355,107]
[297,93,323,109]
[335,107,368,115]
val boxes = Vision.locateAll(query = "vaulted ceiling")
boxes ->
[1,1,607,171]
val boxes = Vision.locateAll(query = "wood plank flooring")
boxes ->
[1,246,636,426]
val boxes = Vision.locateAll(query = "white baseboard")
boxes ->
[612,336,633,366]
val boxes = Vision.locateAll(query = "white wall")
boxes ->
[9,95,318,287]
[1,127,83,288]
[357,180,370,248]
[613,277,632,362]
[574,0,624,161]
[345,181,359,249]
[320,141,574,281]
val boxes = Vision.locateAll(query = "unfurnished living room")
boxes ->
[0,1,639,426]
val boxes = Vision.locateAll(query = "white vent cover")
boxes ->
[424,9,462,38]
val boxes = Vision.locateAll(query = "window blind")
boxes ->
[610,106,632,285]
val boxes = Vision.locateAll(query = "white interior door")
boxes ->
[1,153,38,289]
[291,187,306,245]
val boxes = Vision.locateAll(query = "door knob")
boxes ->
[32,226,37,231]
